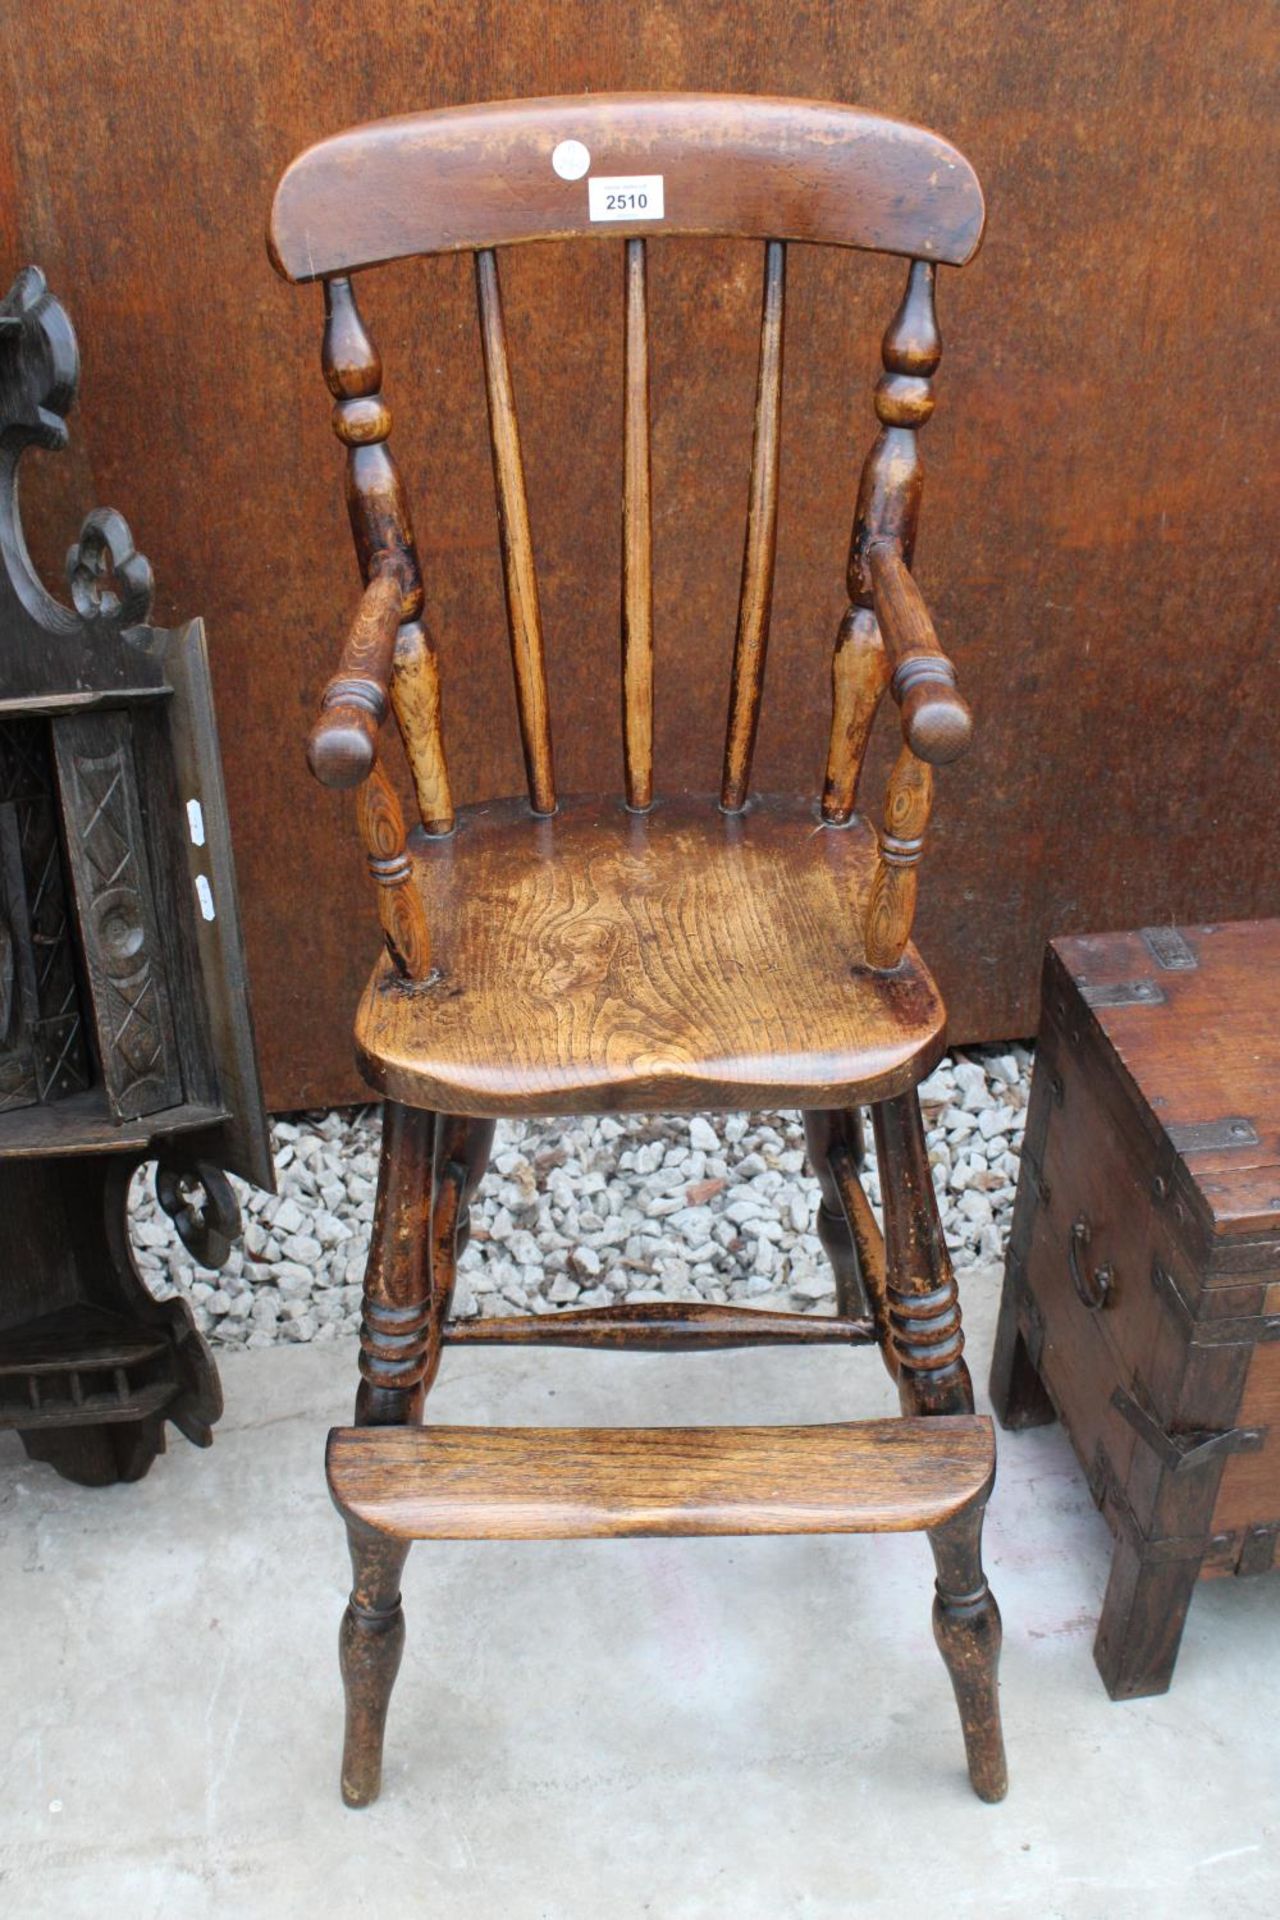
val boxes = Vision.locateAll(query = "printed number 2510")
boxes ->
[587,175,665,222]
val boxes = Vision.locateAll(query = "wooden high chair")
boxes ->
[269,93,1006,1808]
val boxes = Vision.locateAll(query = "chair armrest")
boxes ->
[306,568,404,788]
[868,542,972,766]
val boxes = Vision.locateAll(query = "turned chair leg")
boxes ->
[340,1519,412,1807]
[806,1107,900,1384]
[929,1497,1007,1802]
[803,1109,869,1317]
[876,1089,1006,1798]
[441,1112,497,1268]
[339,1104,495,1807]
[354,1102,438,1430]
[872,1090,974,1417]
[340,1101,433,1805]
[351,1108,493,1431]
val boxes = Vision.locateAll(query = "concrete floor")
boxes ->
[1,1265,1277,1919]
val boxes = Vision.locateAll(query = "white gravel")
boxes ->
[130,1046,1031,1349]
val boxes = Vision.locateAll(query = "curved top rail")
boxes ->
[269,92,985,282]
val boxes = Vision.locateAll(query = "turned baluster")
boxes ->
[873,1091,973,1419]
[849,260,939,589]
[929,1498,1007,1803]
[864,745,933,970]
[821,258,946,827]
[306,575,432,979]
[824,258,946,827]
[322,274,453,835]
[355,760,431,981]
[831,260,971,967]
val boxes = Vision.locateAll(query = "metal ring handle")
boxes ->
[1068,1212,1113,1312]
[155,1159,240,1272]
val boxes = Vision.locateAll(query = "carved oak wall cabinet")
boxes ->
[0,267,272,1487]
[992,921,1280,1696]
[270,93,1005,1807]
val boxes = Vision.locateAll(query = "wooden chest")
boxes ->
[991,920,1280,1697]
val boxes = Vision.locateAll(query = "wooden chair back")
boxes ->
[269,94,984,971]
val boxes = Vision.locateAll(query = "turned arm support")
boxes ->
[867,541,972,767]
[307,566,405,789]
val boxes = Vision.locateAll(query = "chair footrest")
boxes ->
[327,1415,995,1541]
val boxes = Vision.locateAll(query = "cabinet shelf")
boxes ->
[0,1305,179,1431]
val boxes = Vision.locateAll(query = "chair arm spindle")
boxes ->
[356,757,432,981]
[867,542,971,767]
[307,567,405,789]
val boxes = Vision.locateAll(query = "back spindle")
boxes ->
[721,239,786,812]
[621,237,654,810]
[322,275,454,834]
[475,248,556,816]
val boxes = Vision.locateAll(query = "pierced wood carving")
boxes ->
[53,712,183,1119]
[0,800,39,1107]
[66,506,154,628]
[0,269,161,690]
[0,718,90,1105]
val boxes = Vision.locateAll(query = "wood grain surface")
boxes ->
[270,95,984,278]
[475,247,556,814]
[306,568,402,788]
[326,1412,996,1539]
[620,237,654,809]
[441,1298,875,1349]
[1048,920,1280,1233]
[5,4,1277,1106]
[1212,1340,1280,1538]
[354,794,946,1113]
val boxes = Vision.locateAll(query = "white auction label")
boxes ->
[552,138,591,180]
[587,174,665,222]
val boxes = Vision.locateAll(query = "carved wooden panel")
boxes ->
[0,802,39,1109]
[52,712,183,1120]
[0,717,90,1106]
